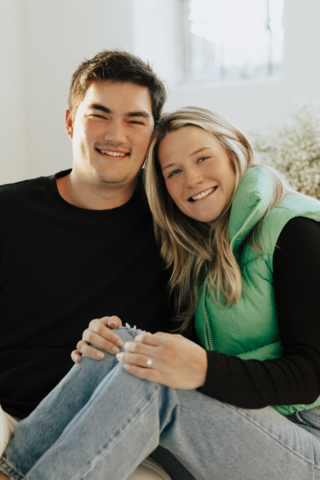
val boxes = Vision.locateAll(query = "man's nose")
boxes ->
[104,120,127,145]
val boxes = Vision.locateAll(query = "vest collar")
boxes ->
[229,166,274,251]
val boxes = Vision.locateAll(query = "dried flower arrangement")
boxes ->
[251,102,320,199]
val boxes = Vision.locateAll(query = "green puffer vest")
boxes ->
[195,166,320,416]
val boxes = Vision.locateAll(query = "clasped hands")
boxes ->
[72,316,207,390]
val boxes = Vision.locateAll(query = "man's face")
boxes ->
[66,81,154,189]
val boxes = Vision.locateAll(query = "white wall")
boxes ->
[132,0,179,85]
[0,0,134,183]
[0,0,320,184]
[0,0,28,183]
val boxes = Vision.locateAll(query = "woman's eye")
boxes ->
[168,169,181,179]
[198,156,210,163]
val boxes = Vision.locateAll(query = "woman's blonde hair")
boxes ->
[144,107,290,334]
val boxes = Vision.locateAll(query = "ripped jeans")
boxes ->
[1,326,320,480]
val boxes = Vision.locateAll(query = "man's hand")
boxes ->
[116,332,208,390]
[71,316,123,363]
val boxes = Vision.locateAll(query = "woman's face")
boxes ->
[158,126,236,224]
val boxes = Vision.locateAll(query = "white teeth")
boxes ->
[192,187,216,201]
[99,150,127,157]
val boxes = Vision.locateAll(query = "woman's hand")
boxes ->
[71,316,123,363]
[116,332,208,390]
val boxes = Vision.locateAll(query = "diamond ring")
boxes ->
[146,357,152,368]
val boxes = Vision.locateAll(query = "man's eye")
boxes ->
[129,120,143,125]
[92,115,107,120]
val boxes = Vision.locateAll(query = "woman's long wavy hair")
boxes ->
[144,107,291,334]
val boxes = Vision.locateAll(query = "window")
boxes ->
[181,0,284,83]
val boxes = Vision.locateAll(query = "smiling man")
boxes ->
[60,81,155,210]
[0,50,180,477]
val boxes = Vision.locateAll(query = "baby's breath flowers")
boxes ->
[252,103,320,199]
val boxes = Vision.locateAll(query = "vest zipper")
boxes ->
[202,280,213,351]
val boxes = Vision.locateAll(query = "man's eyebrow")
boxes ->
[88,104,111,114]
[126,111,152,120]
[87,104,151,121]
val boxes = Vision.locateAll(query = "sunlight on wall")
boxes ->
[183,0,284,82]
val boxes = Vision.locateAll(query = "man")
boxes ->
[0,49,175,476]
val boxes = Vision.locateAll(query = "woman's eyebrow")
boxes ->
[190,147,212,156]
[162,147,214,171]
[162,162,177,172]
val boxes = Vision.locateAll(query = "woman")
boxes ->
[1,107,320,480]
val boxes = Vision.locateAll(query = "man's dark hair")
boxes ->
[68,49,167,125]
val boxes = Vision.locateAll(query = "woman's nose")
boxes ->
[184,167,203,187]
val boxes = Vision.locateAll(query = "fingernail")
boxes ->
[111,346,120,354]
[135,335,143,342]
[117,339,124,347]
[96,352,104,359]
[92,325,98,332]
[124,342,131,351]
[116,353,124,362]
[73,355,78,363]
[109,321,117,328]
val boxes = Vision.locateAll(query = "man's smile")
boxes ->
[95,147,130,159]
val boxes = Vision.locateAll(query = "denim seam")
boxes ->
[0,460,23,480]
[227,404,320,470]
[70,384,161,480]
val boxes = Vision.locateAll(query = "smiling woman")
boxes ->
[158,126,236,223]
[144,107,255,328]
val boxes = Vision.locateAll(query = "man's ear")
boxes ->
[65,109,74,140]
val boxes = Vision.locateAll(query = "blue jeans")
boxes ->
[1,326,320,480]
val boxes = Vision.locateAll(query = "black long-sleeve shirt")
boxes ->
[0,170,171,419]
[199,216,320,410]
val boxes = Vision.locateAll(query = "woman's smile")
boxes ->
[188,186,218,202]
